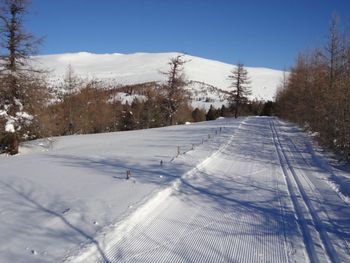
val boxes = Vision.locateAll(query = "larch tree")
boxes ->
[0,0,43,154]
[62,64,81,135]
[323,14,345,91]
[228,63,251,118]
[321,14,347,147]
[275,13,350,160]
[162,54,189,125]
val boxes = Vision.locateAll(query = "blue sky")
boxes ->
[27,0,350,70]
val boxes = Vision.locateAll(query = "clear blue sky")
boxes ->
[27,0,350,70]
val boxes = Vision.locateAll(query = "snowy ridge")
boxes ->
[32,52,284,101]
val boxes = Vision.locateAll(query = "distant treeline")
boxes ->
[275,15,350,160]
[18,77,270,138]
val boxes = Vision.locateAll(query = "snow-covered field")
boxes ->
[32,52,284,102]
[1,117,349,262]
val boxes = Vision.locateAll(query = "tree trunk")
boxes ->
[7,133,19,155]
[235,101,239,118]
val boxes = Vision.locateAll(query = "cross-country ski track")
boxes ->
[67,117,350,263]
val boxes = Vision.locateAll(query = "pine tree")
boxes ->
[192,107,206,122]
[220,105,226,117]
[206,105,219,121]
[119,103,136,131]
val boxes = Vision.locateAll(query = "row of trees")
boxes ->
[45,58,256,135]
[276,15,350,160]
[45,73,195,136]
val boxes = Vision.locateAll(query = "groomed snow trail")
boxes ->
[72,117,350,263]
[271,120,350,263]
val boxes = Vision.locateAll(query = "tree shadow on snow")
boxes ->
[0,179,112,263]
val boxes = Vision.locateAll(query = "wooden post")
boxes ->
[126,169,131,180]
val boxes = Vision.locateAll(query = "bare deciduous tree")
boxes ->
[62,64,81,134]
[276,14,350,160]
[161,54,189,125]
[228,63,251,118]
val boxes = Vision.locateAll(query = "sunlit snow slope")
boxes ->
[1,117,349,262]
[33,52,284,101]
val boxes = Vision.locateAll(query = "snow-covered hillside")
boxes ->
[33,52,284,102]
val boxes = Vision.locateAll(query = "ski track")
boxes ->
[284,126,350,262]
[271,120,350,263]
[68,117,350,263]
[90,117,291,263]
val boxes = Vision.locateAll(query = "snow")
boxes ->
[326,175,350,204]
[14,98,24,111]
[32,52,285,102]
[16,112,33,121]
[108,92,147,104]
[5,121,15,133]
[0,117,349,262]
[0,118,233,262]
[5,120,15,133]
[0,110,6,117]
[1,111,33,133]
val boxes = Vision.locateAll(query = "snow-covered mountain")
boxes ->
[33,52,284,103]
